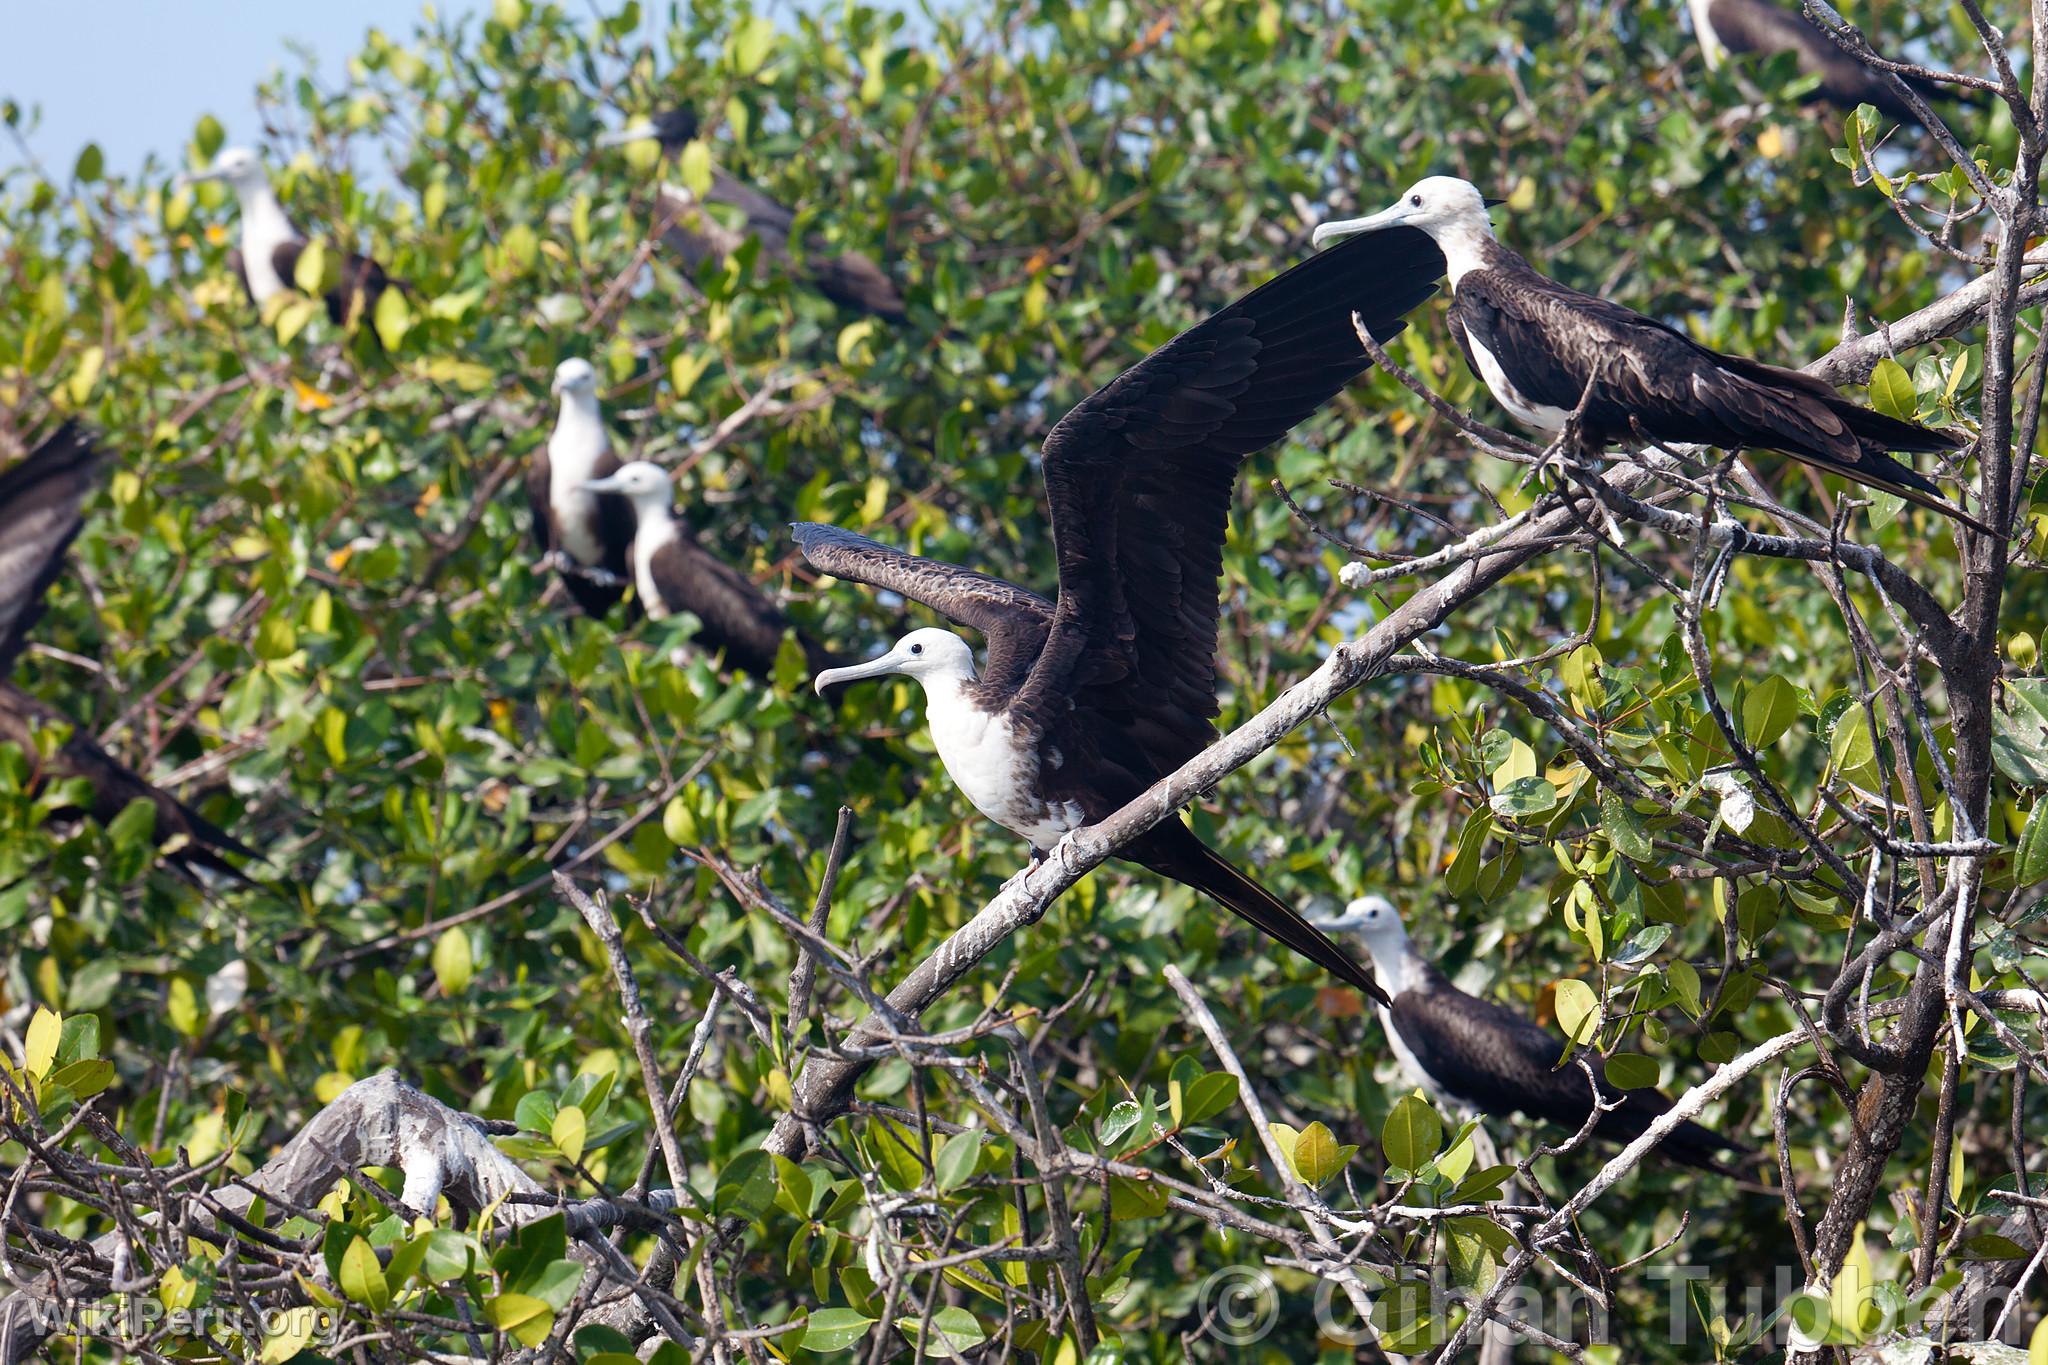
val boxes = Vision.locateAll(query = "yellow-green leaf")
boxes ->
[1553,979,1601,1047]
[486,1291,553,1347]
[24,1008,58,1080]
[1869,358,1916,422]
[432,926,473,996]
[552,1105,587,1165]
[259,1306,318,1362]
[1293,1120,1344,1186]
[339,1235,390,1311]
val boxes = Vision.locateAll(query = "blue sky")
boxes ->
[1,0,482,179]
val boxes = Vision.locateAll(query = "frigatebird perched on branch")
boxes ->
[798,229,1451,1002]
[1687,0,1971,126]
[184,146,390,328]
[0,424,259,884]
[530,359,635,619]
[599,108,908,323]
[582,461,840,682]
[1311,897,1748,1172]
[1314,177,1988,532]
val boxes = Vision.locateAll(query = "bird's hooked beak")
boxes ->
[595,120,659,149]
[177,165,227,188]
[811,643,916,698]
[1312,201,1413,248]
[579,472,627,494]
[1304,906,1364,936]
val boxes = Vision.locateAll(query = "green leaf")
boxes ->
[1604,1053,1660,1090]
[715,1149,776,1220]
[2030,1313,2048,1365]
[1490,775,1558,819]
[1178,1072,1239,1127]
[1095,1099,1142,1147]
[1868,357,1917,422]
[1107,1174,1169,1220]
[515,1089,558,1134]
[933,1128,983,1192]
[1379,1095,1443,1172]
[1741,674,1801,750]
[1995,680,2048,786]
[729,14,777,75]
[73,143,103,183]
[420,1229,476,1282]
[895,1306,986,1359]
[801,1307,876,1352]
[1553,979,1602,1047]
[1958,1233,2030,1261]
[1600,790,1653,862]
[432,926,473,996]
[339,1235,390,1311]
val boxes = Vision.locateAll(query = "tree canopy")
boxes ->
[3,0,2047,1361]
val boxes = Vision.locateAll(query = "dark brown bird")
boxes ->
[185,145,390,329]
[1689,0,1972,127]
[798,226,1453,1003]
[1316,177,1987,533]
[600,107,907,323]
[1313,898,1749,1172]
[0,424,258,883]
[581,461,839,681]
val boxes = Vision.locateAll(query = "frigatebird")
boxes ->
[530,359,635,618]
[0,424,258,884]
[184,146,390,327]
[1313,176,1988,532]
[799,229,1452,1002]
[1310,897,1747,1172]
[581,461,838,681]
[1687,0,1968,126]
[598,108,907,323]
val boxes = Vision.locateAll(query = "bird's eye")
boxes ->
[910,643,923,655]
[1410,194,1423,207]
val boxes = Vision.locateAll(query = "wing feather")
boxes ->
[791,523,1053,691]
[1019,225,1445,768]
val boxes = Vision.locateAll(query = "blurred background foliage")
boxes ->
[2,0,2045,1358]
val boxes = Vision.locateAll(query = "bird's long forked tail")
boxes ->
[1136,825,1389,1005]
[1786,442,1995,536]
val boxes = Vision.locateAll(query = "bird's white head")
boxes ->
[551,357,599,400]
[1309,894,1415,988]
[580,459,672,509]
[184,145,270,194]
[1313,176,1501,283]
[811,627,976,698]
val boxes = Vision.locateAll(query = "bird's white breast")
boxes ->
[632,518,680,618]
[239,194,300,304]
[1464,332,1573,436]
[923,683,1084,850]
[547,430,612,569]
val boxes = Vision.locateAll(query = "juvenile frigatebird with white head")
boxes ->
[582,460,840,681]
[0,423,260,883]
[1310,896,1747,1171]
[801,229,1454,1002]
[1313,176,1987,531]
[530,358,635,618]
[598,108,907,322]
[183,145,390,327]
[1687,0,1971,127]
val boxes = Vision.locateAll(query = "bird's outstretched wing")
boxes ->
[0,422,101,680]
[790,523,1052,691]
[1023,226,1445,768]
